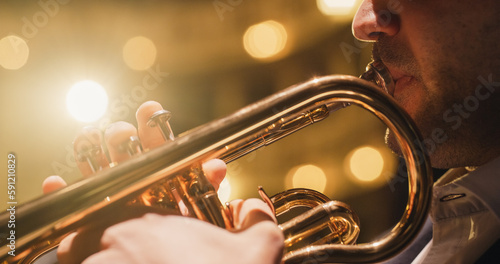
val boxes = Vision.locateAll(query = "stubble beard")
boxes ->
[384,67,500,169]
[374,40,470,169]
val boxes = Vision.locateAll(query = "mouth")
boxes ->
[370,44,418,98]
[384,64,415,97]
[361,60,396,96]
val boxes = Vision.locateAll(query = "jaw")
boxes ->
[385,128,443,169]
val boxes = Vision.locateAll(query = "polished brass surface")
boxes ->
[0,63,432,263]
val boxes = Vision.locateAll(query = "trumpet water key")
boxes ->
[0,61,432,264]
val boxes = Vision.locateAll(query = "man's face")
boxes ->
[353,0,500,168]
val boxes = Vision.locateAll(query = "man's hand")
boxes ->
[42,101,284,264]
[82,210,284,264]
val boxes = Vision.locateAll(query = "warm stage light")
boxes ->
[0,35,29,70]
[123,36,157,71]
[317,0,359,16]
[243,20,287,60]
[66,80,108,122]
[287,164,327,193]
[347,146,384,182]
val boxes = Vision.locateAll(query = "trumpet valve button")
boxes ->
[74,127,109,173]
[147,109,175,142]
[118,136,143,156]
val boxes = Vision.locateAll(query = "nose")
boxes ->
[352,0,400,41]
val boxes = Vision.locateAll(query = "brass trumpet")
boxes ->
[0,61,432,264]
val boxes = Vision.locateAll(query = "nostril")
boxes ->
[368,32,383,39]
[352,1,400,41]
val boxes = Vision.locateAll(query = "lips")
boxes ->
[385,64,414,97]
[394,76,415,97]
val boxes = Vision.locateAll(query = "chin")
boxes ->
[386,128,472,170]
[384,129,447,169]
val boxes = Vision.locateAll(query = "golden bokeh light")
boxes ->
[123,36,157,71]
[217,177,232,203]
[286,164,327,193]
[243,20,287,60]
[0,35,30,70]
[316,0,359,16]
[346,146,384,182]
[66,80,108,122]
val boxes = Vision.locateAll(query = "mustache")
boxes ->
[372,39,420,78]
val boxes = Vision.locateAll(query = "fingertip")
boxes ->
[73,127,109,177]
[136,101,168,150]
[42,176,68,194]
[104,121,139,163]
[244,220,285,263]
[57,232,78,264]
[104,121,137,144]
[231,198,277,230]
[234,200,284,262]
[202,159,226,171]
[202,159,227,190]
[74,126,102,145]
[136,101,164,123]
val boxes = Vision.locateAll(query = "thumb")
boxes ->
[229,198,277,230]
[240,217,284,264]
[42,175,68,194]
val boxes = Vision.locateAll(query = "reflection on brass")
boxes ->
[147,109,175,142]
[118,136,143,156]
[0,62,432,264]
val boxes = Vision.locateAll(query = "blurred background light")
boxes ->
[123,36,157,71]
[243,20,287,60]
[316,0,359,16]
[0,35,29,70]
[66,80,108,122]
[217,177,232,203]
[286,164,327,192]
[346,146,384,182]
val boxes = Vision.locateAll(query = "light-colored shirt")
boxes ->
[414,155,500,264]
